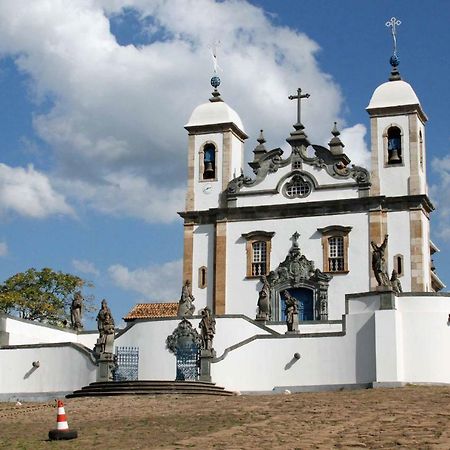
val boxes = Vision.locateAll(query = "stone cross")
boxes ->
[288,88,310,127]
[386,17,401,56]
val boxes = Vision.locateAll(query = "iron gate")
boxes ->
[176,343,200,381]
[113,346,139,381]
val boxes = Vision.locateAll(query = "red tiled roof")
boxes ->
[124,302,178,321]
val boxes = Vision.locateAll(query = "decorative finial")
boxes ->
[331,122,340,137]
[257,129,266,145]
[386,17,402,81]
[252,129,267,162]
[209,41,223,102]
[329,122,345,155]
[292,232,300,247]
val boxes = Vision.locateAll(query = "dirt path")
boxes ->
[1,386,450,449]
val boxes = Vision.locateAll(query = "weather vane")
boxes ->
[209,41,221,90]
[386,17,401,67]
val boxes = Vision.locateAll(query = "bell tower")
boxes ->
[366,17,435,292]
[181,74,247,314]
[366,17,427,198]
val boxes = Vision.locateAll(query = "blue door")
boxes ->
[280,288,314,321]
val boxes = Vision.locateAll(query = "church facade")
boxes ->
[180,60,442,326]
[1,37,449,400]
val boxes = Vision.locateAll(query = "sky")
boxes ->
[0,0,448,328]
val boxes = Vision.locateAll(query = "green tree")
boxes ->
[0,267,93,325]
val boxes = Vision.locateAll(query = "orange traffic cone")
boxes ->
[48,400,78,440]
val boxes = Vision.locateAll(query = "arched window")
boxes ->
[387,126,402,164]
[202,144,216,180]
[198,266,207,289]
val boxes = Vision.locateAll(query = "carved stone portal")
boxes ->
[265,232,332,321]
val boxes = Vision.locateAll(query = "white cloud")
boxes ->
[431,154,450,241]
[0,241,8,257]
[108,259,182,300]
[0,0,369,222]
[72,259,100,277]
[0,163,73,219]
[339,124,371,168]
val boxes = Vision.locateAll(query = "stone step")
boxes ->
[66,380,235,398]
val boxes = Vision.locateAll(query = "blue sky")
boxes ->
[0,0,448,328]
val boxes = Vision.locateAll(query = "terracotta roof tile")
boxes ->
[124,302,178,321]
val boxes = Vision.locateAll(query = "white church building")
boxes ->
[1,36,449,400]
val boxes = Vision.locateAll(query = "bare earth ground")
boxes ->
[1,386,450,449]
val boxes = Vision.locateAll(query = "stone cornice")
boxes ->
[184,122,248,141]
[366,104,428,123]
[178,194,435,225]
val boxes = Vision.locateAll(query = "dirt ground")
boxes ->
[1,385,450,449]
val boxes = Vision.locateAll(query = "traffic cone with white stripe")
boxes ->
[48,400,78,440]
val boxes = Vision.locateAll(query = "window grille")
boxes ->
[283,175,311,199]
[292,160,302,170]
[252,241,267,276]
[328,236,345,272]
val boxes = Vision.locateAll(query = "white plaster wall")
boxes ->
[375,116,411,197]
[398,295,450,383]
[115,317,274,381]
[0,345,97,400]
[236,186,359,207]
[211,310,376,391]
[191,224,215,310]
[225,213,370,319]
[420,213,432,291]
[230,133,244,179]
[193,132,223,211]
[387,211,412,291]
[3,316,76,344]
[1,315,97,347]
[265,322,343,334]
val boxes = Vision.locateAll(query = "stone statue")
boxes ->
[390,270,402,294]
[177,280,195,317]
[199,307,216,351]
[256,276,271,320]
[95,299,115,355]
[371,234,390,286]
[70,291,83,331]
[283,290,298,332]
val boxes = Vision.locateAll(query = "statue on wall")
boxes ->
[283,290,299,332]
[177,280,195,317]
[371,234,390,286]
[95,299,115,355]
[256,275,271,320]
[390,270,403,294]
[70,291,83,331]
[199,307,216,352]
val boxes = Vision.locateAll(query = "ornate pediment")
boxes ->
[166,318,201,354]
[267,232,332,288]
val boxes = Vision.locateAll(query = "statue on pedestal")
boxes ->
[70,291,83,331]
[256,275,271,320]
[199,307,216,352]
[95,299,115,355]
[371,234,390,286]
[390,269,403,294]
[283,290,299,333]
[177,280,195,317]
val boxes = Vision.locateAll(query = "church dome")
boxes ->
[367,79,420,109]
[186,100,245,132]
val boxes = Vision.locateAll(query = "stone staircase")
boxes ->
[66,380,235,398]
